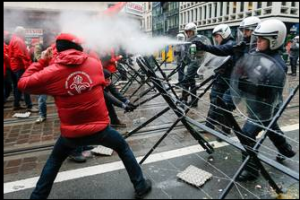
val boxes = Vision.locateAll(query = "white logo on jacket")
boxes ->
[65,71,93,95]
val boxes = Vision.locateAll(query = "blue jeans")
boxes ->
[222,89,235,111]
[13,69,32,108]
[30,126,146,199]
[38,95,47,118]
[242,102,287,148]
[205,82,229,129]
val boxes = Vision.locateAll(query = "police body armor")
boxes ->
[230,52,286,122]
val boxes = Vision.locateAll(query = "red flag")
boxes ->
[102,2,127,16]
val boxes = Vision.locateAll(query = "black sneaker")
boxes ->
[277,143,296,158]
[69,154,87,163]
[13,105,26,111]
[237,170,259,182]
[135,179,152,199]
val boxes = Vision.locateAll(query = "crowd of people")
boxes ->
[3,15,298,199]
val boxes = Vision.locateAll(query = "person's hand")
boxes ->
[233,41,246,50]
[233,41,246,58]
[192,40,206,51]
[41,47,53,61]
[124,103,137,113]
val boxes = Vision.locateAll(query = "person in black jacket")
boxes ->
[103,69,137,128]
[234,19,296,182]
[193,24,236,139]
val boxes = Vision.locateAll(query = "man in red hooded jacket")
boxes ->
[18,33,151,199]
[9,26,38,112]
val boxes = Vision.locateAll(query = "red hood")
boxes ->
[54,49,88,66]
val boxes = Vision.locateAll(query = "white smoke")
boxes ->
[59,12,181,55]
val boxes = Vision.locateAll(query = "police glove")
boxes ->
[192,41,206,51]
[233,41,247,58]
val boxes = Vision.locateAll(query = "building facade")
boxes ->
[179,2,299,39]
[144,2,152,36]
[152,2,180,37]
[121,2,145,30]
[4,2,145,40]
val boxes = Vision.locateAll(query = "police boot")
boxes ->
[180,90,189,106]
[276,142,296,158]
[237,153,259,182]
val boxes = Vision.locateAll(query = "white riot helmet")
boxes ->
[176,33,185,41]
[252,19,287,50]
[238,17,261,43]
[184,23,197,34]
[212,24,232,39]
[239,16,261,31]
[294,36,299,43]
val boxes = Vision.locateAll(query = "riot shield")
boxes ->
[195,35,211,60]
[197,53,231,79]
[230,52,286,123]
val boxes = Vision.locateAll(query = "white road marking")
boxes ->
[4,124,299,194]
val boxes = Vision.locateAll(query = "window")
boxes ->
[266,2,272,7]
[204,5,207,19]
[195,8,198,21]
[257,2,262,9]
[226,3,230,15]
[233,2,237,13]
[291,8,298,15]
[181,13,183,24]
[264,9,271,15]
[209,4,212,18]
[191,10,194,22]
[248,2,253,11]
[241,2,244,12]
[215,3,217,17]
[255,10,261,16]
[291,2,296,7]
[220,3,223,16]
[187,11,190,22]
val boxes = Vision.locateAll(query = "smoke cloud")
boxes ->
[58,12,179,55]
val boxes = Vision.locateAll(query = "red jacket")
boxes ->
[3,43,9,77]
[8,34,32,72]
[102,49,121,73]
[18,49,110,138]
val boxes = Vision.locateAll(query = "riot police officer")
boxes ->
[193,24,236,137]
[181,22,210,107]
[232,19,296,181]
[174,33,186,85]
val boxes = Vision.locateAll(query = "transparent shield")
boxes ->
[237,28,245,44]
[230,53,286,123]
[195,35,212,62]
[197,53,231,79]
[249,34,258,52]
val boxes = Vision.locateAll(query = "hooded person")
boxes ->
[18,32,152,199]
